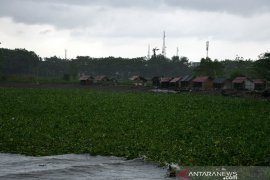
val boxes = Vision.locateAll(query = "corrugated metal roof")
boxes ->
[129,75,139,81]
[160,77,172,83]
[181,75,193,82]
[129,75,147,81]
[192,76,209,83]
[79,75,91,81]
[95,75,107,81]
[232,77,247,83]
[253,79,265,84]
[170,77,182,83]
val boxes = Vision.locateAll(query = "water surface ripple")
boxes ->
[0,153,170,180]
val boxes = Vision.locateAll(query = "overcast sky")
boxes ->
[0,0,270,61]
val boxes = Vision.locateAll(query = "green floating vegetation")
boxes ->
[0,87,269,166]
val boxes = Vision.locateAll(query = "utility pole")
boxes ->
[162,31,166,57]
[206,41,209,59]
[176,46,179,57]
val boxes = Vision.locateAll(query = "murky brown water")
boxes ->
[0,153,171,180]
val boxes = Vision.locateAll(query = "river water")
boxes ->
[0,153,171,180]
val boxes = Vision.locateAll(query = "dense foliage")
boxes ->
[0,88,269,166]
[0,48,190,80]
[0,48,269,81]
[254,52,270,80]
[0,48,40,77]
[193,58,224,78]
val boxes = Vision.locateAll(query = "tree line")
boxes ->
[193,53,270,80]
[0,48,269,81]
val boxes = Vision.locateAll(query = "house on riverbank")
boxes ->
[192,76,213,90]
[169,77,182,89]
[160,77,173,88]
[79,75,94,85]
[129,75,147,86]
[232,77,254,91]
[253,79,266,90]
[180,75,194,90]
[213,78,232,90]
[94,75,110,83]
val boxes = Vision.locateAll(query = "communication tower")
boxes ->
[206,41,209,58]
[162,31,166,57]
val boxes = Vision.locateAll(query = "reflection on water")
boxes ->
[0,153,170,180]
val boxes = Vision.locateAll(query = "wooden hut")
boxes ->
[129,75,147,86]
[180,75,194,90]
[213,78,232,90]
[79,75,93,85]
[232,77,254,91]
[94,75,109,83]
[192,76,213,90]
[160,77,173,88]
[253,79,266,90]
[169,77,182,89]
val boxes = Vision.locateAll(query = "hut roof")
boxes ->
[160,77,173,83]
[170,77,182,83]
[192,76,210,83]
[129,75,147,82]
[95,75,107,81]
[181,75,193,82]
[79,75,92,81]
[232,77,249,83]
[253,79,265,84]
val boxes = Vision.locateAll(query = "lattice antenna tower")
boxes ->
[65,49,67,60]
[147,44,151,60]
[206,41,209,58]
[162,31,166,57]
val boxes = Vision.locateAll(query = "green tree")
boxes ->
[230,70,245,80]
[0,48,3,77]
[172,56,180,62]
[194,58,224,78]
[254,52,270,80]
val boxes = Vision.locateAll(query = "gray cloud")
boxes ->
[1,0,270,30]
[26,0,161,8]
[0,0,100,28]
[1,0,270,42]
[0,0,163,34]
[1,0,270,25]
[22,0,270,14]
[165,0,270,15]
[39,29,52,35]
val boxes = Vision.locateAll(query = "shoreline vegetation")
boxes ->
[0,87,269,166]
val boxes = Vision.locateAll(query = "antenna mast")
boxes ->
[206,41,209,58]
[147,44,151,60]
[65,49,67,60]
[162,31,166,57]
